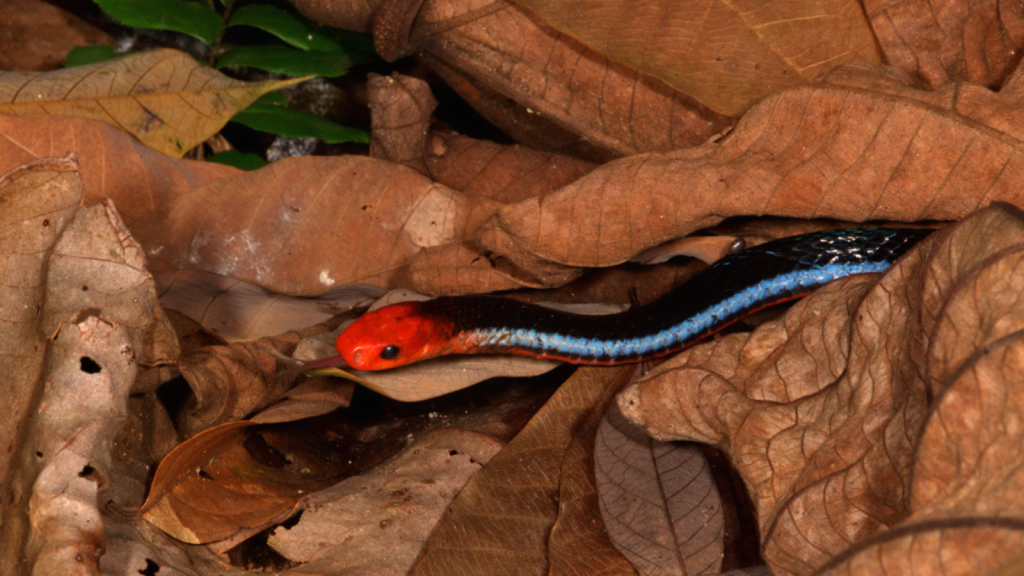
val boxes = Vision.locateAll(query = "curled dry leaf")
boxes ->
[515,0,881,117]
[135,155,498,295]
[0,49,302,157]
[490,63,1024,269]
[156,269,384,341]
[0,114,237,225]
[615,204,1024,575]
[298,0,730,160]
[267,428,503,575]
[409,366,633,576]
[595,405,725,576]
[141,421,306,545]
[864,0,1024,90]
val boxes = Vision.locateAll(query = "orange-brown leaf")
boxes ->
[514,0,882,117]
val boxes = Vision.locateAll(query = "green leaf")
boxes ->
[93,0,221,45]
[217,45,356,77]
[231,103,369,144]
[64,45,120,67]
[228,5,341,52]
[207,150,268,170]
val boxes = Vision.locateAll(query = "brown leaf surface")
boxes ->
[546,369,638,576]
[864,0,1024,90]
[0,114,237,225]
[268,428,503,575]
[514,0,882,117]
[299,0,731,159]
[0,157,83,574]
[595,405,725,576]
[0,0,113,71]
[135,155,498,295]
[0,49,301,157]
[489,63,1024,269]
[141,421,306,544]
[156,269,383,341]
[409,366,633,576]
[615,204,1024,575]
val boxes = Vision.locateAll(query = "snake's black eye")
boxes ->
[380,345,401,360]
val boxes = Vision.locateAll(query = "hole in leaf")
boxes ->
[80,357,101,373]
[139,558,160,575]
[198,469,213,480]
[79,464,95,478]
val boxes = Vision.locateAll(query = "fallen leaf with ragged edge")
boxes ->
[267,428,503,575]
[616,204,1024,575]
[0,48,303,157]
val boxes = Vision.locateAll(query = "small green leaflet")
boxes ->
[93,0,221,45]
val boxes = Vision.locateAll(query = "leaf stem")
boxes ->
[209,0,237,67]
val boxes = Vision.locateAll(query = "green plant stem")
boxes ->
[209,0,237,67]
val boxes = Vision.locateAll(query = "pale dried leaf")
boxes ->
[0,0,113,71]
[156,269,384,341]
[270,429,503,575]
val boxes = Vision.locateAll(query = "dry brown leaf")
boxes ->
[546,369,638,576]
[135,155,498,295]
[615,204,1024,575]
[864,0,1024,90]
[368,72,596,203]
[0,114,237,225]
[489,63,1024,269]
[298,0,730,159]
[0,49,302,157]
[268,428,503,575]
[514,0,881,117]
[595,405,725,576]
[0,156,83,574]
[0,0,113,71]
[156,269,383,341]
[249,378,355,424]
[410,366,633,576]
[141,421,306,545]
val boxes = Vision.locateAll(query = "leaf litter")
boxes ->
[6,1,1024,575]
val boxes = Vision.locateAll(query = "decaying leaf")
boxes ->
[0,156,83,573]
[514,0,882,117]
[0,48,303,157]
[267,428,503,575]
[410,366,633,576]
[615,204,1024,575]
[0,157,169,574]
[488,63,1024,269]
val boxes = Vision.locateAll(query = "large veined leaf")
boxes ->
[0,49,304,157]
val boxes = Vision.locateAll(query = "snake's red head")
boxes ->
[335,302,453,370]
